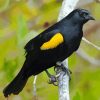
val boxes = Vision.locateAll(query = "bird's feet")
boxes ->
[45,61,72,86]
[55,61,72,80]
[48,75,58,86]
[45,70,59,86]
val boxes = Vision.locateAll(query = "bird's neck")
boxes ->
[61,18,84,29]
[70,18,84,27]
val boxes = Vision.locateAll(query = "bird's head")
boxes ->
[77,9,94,22]
[68,9,95,24]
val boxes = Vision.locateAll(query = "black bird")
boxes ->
[3,9,94,97]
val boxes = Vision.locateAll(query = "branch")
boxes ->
[82,37,100,50]
[77,49,100,66]
[82,21,100,51]
[58,0,79,21]
[33,75,38,100]
[57,0,79,100]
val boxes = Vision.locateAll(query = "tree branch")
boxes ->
[33,75,38,100]
[77,49,100,66]
[57,0,79,100]
[82,37,100,50]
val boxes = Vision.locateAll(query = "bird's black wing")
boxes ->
[24,29,64,53]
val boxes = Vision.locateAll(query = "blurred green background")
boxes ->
[0,0,100,100]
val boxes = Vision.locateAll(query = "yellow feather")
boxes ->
[40,33,64,50]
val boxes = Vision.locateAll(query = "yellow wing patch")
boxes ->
[40,33,64,50]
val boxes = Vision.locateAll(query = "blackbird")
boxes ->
[3,8,94,97]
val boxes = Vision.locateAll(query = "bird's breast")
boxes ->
[39,43,68,64]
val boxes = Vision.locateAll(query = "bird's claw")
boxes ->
[45,60,72,86]
[55,62,72,81]
[45,70,60,86]
[48,74,60,86]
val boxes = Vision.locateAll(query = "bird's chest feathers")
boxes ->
[66,32,82,51]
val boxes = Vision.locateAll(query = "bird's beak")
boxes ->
[88,15,95,20]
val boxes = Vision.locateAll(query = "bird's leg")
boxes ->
[54,61,72,80]
[45,70,58,86]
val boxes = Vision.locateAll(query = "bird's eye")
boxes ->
[79,12,88,17]
[79,12,85,17]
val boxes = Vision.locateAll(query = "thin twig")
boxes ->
[33,75,37,98]
[82,37,100,50]
[77,49,100,66]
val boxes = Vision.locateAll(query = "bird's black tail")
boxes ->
[3,68,29,97]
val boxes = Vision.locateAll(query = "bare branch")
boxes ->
[82,37,100,50]
[57,0,79,100]
[77,49,100,66]
[33,75,38,99]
